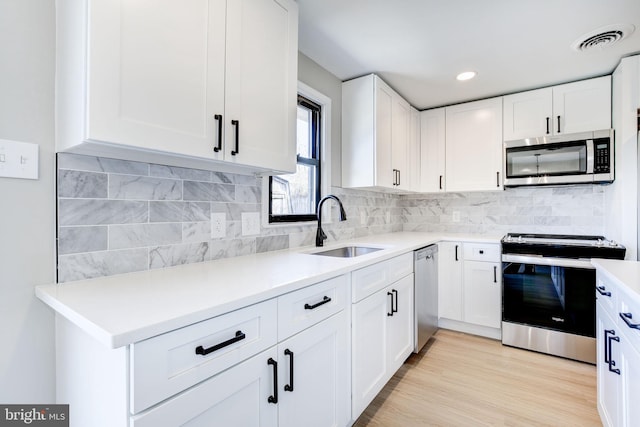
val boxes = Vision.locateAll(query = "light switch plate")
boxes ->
[241,212,260,236]
[211,212,226,238]
[0,139,39,180]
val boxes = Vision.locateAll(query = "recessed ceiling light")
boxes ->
[456,71,477,81]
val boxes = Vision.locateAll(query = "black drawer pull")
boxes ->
[304,296,331,310]
[284,349,294,392]
[557,115,561,133]
[268,358,278,403]
[455,245,459,261]
[195,330,245,356]
[493,266,497,283]
[596,286,612,297]
[620,312,640,330]
[607,333,621,375]
[439,175,443,190]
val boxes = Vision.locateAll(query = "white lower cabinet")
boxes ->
[463,260,501,329]
[596,273,640,427]
[438,241,501,337]
[351,254,414,420]
[277,312,349,427]
[131,347,279,427]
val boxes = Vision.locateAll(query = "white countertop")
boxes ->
[36,231,501,349]
[592,258,640,298]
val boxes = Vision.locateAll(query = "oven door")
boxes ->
[502,254,595,337]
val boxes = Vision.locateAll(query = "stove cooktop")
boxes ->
[501,233,626,259]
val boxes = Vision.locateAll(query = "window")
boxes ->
[268,94,322,223]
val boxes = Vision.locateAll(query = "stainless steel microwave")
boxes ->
[503,129,614,187]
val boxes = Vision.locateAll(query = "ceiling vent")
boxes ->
[571,24,635,52]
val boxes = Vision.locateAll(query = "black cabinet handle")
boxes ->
[607,333,621,375]
[493,266,497,283]
[596,286,612,297]
[304,296,331,310]
[455,245,459,261]
[231,120,239,155]
[496,171,500,187]
[195,330,245,356]
[284,349,294,392]
[387,291,394,316]
[557,115,561,134]
[268,358,278,403]
[439,175,443,190]
[546,117,550,134]
[604,329,612,364]
[392,289,398,313]
[213,114,222,152]
[620,312,640,330]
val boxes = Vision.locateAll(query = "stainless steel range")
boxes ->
[501,233,625,364]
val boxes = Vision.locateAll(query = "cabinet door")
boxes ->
[224,0,298,173]
[463,261,501,328]
[352,289,389,418]
[88,0,226,158]
[438,242,463,321]
[374,79,394,188]
[596,302,621,427]
[386,274,414,373]
[420,108,446,192]
[391,93,410,190]
[503,87,552,141]
[278,312,350,427]
[552,76,611,135]
[621,335,640,427]
[130,348,278,427]
[408,107,421,192]
[445,97,503,192]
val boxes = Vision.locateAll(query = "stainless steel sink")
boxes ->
[310,246,383,258]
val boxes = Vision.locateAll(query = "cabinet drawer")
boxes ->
[278,275,348,340]
[352,253,413,303]
[130,299,277,414]
[464,243,500,262]
[618,287,640,353]
[595,275,617,313]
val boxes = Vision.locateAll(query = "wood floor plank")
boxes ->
[354,329,601,427]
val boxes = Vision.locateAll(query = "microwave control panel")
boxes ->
[593,138,610,173]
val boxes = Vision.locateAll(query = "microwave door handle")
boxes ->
[586,139,594,174]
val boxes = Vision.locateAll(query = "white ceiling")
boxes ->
[297,0,640,110]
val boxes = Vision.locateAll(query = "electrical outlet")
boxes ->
[210,212,226,238]
[452,211,461,223]
[241,212,260,236]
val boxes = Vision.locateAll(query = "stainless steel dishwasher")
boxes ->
[414,245,438,352]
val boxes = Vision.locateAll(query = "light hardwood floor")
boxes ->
[354,329,601,427]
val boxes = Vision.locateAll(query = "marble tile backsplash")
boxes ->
[56,153,402,282]
[401,186,605,236]
[56,153,605,282]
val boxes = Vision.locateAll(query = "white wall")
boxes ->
[605,55,639,260]
[0,0,56,402]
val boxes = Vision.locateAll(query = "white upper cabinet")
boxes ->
[445,97,503,192]
[407,107,422,192]
[56,0,298,174]
[419,108,446,193]
[503,76,611,140]
[342,74,414,192]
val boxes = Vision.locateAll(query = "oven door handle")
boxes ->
[501,254,594,269]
